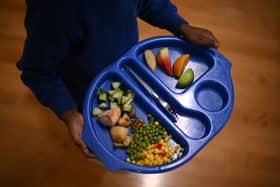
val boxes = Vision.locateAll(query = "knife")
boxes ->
[125,67,178,122]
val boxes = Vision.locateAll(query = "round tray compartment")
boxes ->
[174,111,212,140]
[195,81,229,112]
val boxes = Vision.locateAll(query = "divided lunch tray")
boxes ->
[82,36,234,173]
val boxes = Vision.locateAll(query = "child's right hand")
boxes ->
[61,108,97,159]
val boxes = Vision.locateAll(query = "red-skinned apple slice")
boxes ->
[156,47,173,76]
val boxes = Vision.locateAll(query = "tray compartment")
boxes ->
[195,80,229,112]
[174,111,211,140]
[119,59,212,140]
[134,38,215,94]
[87,71,190,168]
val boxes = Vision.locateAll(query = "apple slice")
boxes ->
[173,54,190,78]
[156,47,173,76]
[144,49,156,72]
[176,68,194,89]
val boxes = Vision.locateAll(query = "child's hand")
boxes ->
[178,24,220,48]
[62,109,97,159]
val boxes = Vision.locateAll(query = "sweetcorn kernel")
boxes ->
[178,152,182,158]
[146,154,152,160]
[163,157,169,162]
[154,149,160,154]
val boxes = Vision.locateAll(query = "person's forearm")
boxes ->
[137,0,187,35]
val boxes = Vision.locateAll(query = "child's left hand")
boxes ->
[178,24,220,49]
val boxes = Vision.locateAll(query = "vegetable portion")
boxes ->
[93,82,135,148]
[118,113,132,127]
[97,88,107,101]
[126,115,184,166]
[94,82,136,115]
[92,107,102,116]
[98,102,108,109]
[113,136,133,148]
[131,118,144,133]
[112,81,121,89]
[92,81,185,166]
[110,126,128,143]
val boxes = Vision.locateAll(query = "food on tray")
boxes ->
[122,102,133,112]
[109,89,123,101]
[128,139,184,166]
[93,82,136,146]
[110,126,129,143]
[92,107,102,116]
[173,54,190,78]
[98,102,108,109]
[117,113,132,127]
[113,136,133,147]
[112,81,121,89]
[143,47,195,88]
[126,114,184,166]
[176,68,194,89]
[131,117,145,133]
[97,106,121,127]
[97,88,107,101]
[93,82,135,113]
[144,49,156,72]
[93,81,184,166]
[110,102,117,109]
[156,47,173,76]
[128,107,136,117]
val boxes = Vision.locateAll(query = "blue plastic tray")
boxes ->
[82,36,234,173]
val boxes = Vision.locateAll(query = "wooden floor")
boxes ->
[0,0,280,186]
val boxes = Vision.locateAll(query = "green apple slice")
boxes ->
[176,68,194,89]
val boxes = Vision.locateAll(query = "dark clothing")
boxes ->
[17,0,186,117]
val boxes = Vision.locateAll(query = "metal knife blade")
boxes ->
[126,67,178,121]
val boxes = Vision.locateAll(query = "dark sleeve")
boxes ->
[17,2,83,117]
[137,0,187,35]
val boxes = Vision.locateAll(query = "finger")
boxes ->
[74,137,97,158]
[208,32,220,48]
[193,35,214,47]
[207,38,220,48]
[194,30,220,48]
[80,146,97,159]
[79,139,97,158]
[197,35,219,49]
[71,133,83,147]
